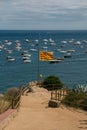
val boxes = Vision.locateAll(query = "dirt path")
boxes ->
[4,87,87,130]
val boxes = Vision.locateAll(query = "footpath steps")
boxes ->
[0,109,18,130]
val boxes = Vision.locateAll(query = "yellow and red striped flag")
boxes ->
[39,51,54,61]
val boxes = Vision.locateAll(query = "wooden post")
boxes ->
[51,92,52,100]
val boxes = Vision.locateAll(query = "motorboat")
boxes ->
[15,46,22,51]
[74,41,81,45]
[61,40,67,44]
[60,50,67,53]
[6,49,13,54]
[21,51,31,57]
[30,48,37,52]
[64,53,72,58]
[67,49,75,53]
[43,39,48,42]
[49,59,63,64]
[22,56,30,60]
[49,38,55,43]
[23,59,31,63]
[22,53,31,57]
[49,42,56,46]
[6,56,15,61]
[25,38,30,43]
[5,40,12,46]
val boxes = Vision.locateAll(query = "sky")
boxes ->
[0,0,87,30]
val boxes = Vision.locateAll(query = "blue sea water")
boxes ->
[0,30,87,93]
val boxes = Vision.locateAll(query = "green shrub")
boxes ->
[62,90,87,111]
[43,75,63,90]
[81,98,87,111]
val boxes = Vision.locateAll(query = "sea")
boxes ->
[0,30,87,93]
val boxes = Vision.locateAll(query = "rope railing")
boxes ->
[12,85,28,109]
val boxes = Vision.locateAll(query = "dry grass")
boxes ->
[0,97,10,114]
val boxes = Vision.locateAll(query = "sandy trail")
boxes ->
[4,87,87,130]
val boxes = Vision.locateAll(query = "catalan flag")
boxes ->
[39,51,54,61]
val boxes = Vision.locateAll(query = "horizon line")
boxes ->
[0,29,87,31]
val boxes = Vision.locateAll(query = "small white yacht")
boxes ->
[30,48,37,52]
[64,53,72,58]
[6,56,15,61]
[61,40,67,44]
[15,46,22,51]
[25,38,30,43]
[49,42,56,46]
[5,40,12,46]
[49,38,55,43]
[21,51,31,57]
[23,59,31,63]
[6,49,13,54]
[74,41,81,45]
[49,59,63,64]
[22,56,31,60]
[67,49,75,53]
[59,50,67,53]
[43,39,48,42]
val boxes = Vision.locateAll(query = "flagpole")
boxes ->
[37,48,40,82]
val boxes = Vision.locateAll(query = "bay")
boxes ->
[0,30,87,92]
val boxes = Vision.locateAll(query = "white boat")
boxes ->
[35,39,39,42]
[61,40,67,44]
[5,40,12,45]
[56,48,61,52]
[15,42,21,46]
[44,42,47,45]
[22,53,31,57]
[30,48,37,52]
[50,42,56,46]
[6,49,13,54]
[21,51,31,56]
[49,38,54,43]
[42,46,48,51]
[68,39,74,43]
[67,49,75,53]
[7,56,15,61]
[23,59,31,63]
[74,41,81,45]
[43,39,48,42]
[49,59,62,64]
[15,46,22,51]
[21,50,29,54]
[83,40,87,43]
[22,56,31,60]
[25,38,30,43]
[60,50,67,53]
[64,53,72,58]
[15,40,20,43]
